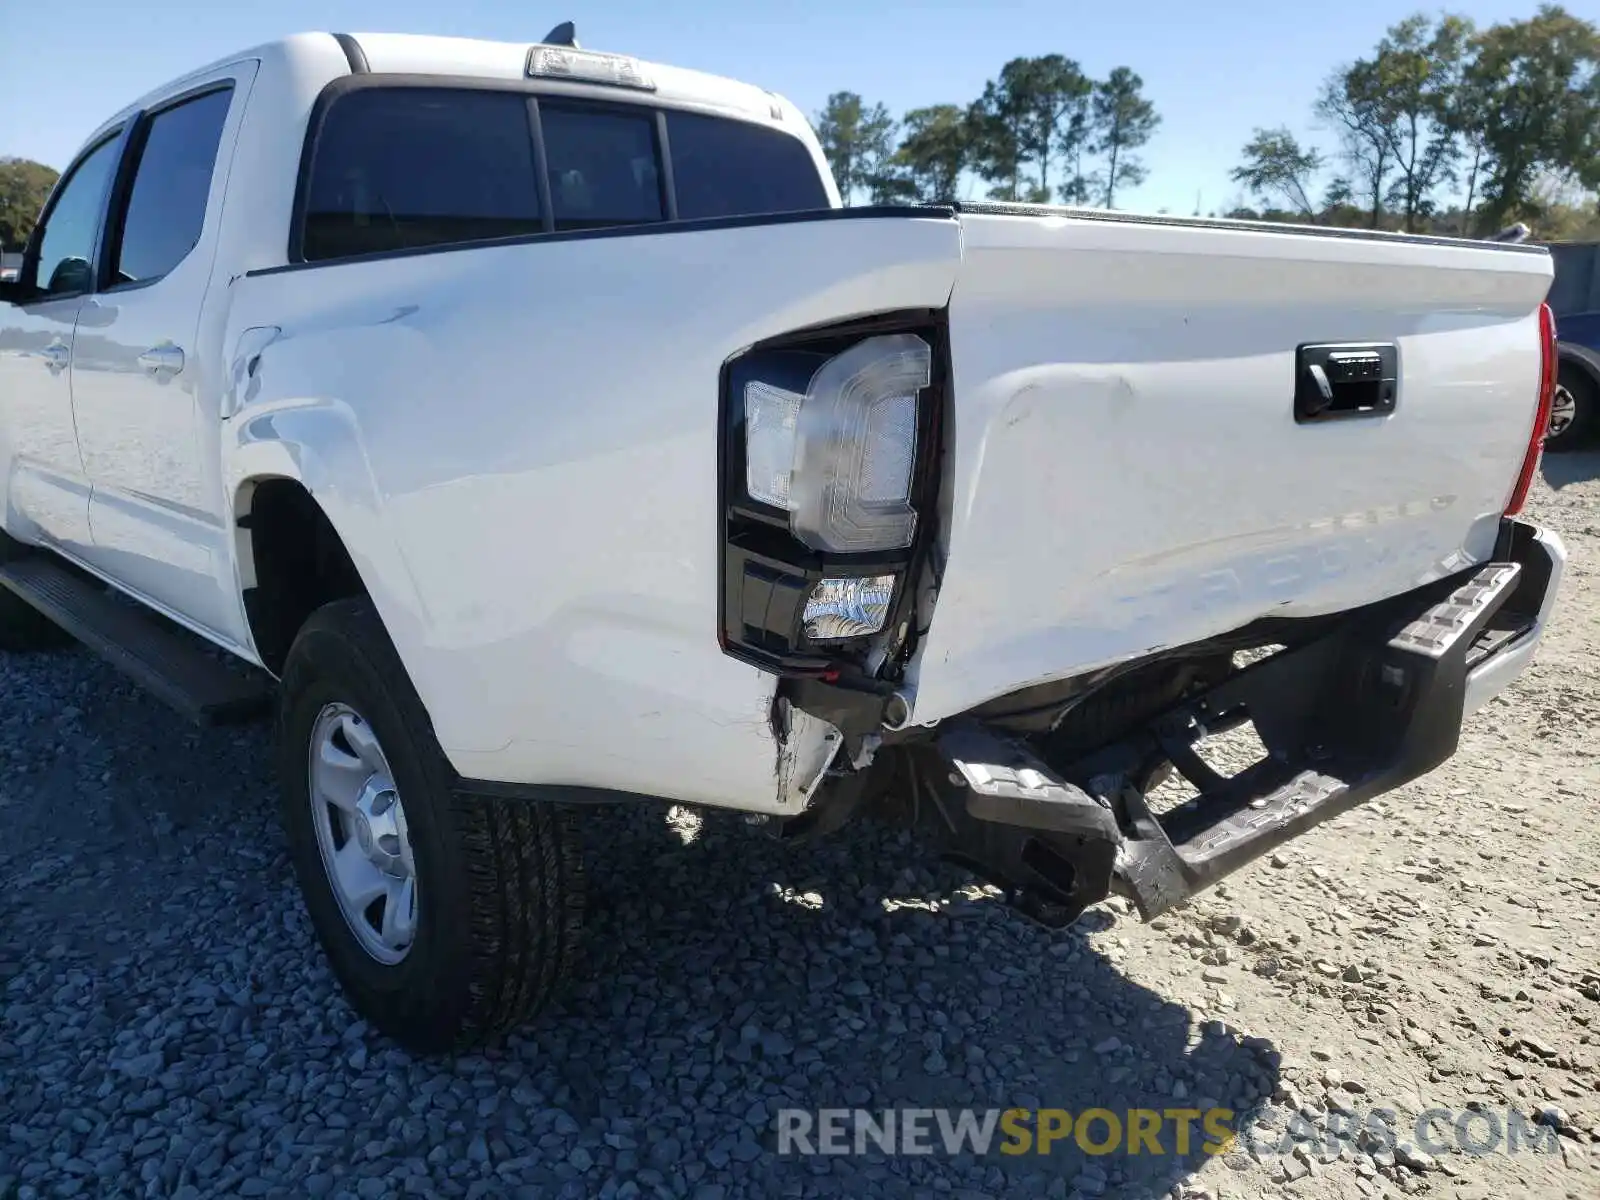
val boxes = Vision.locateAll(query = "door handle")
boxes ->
[1294,343,1398,422]
[137,344,186,376]
[40,340,70,372]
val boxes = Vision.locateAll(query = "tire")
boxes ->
[1546,362,1598,452]
[277,598,585,1053]
[0,530,72,652]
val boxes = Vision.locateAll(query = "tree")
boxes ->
[1317,57,1395,227]
[883,105,972,203]
[1230,128,1322,217]
[969,56,1094,202]
[1058,82,1103,205]
[0,158,58,251]
[1319,178,1373,228]
[1461,5,1600,232]
[1442,60,1496,221]
[814,92,897,205]
[1092,67,1160,209]
[1058,165,1104,206]
[1032,56,1095,201]
[1371,14,1471,231]
[1322,177,1355,210]
[1528,171,1600,239]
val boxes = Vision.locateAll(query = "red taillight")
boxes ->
[1504,301,1558,517]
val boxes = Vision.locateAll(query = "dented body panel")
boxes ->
[223,216,959,811]
[909,211,1555,723]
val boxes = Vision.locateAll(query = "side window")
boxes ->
[31,136,121,297]
[540,106,664,231]
[667,112,829,221]
[302,89,543,262]
[111,87,233,287]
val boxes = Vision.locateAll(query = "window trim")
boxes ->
[19,124,132,303]
[250,206,951,278]
[525,97,556,232]
[331,33,370,76]
[99,80,237,296]
[654,110,680,223]
[287,73,827,266]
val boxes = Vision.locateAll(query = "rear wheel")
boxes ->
[0,530,72,652]
[1546,363,1597,451]
[277,598,585,1052]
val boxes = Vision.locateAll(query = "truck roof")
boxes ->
[354,33,789,120]
[103,31,798,137]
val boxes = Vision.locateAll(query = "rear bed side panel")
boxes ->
[911,213,1554,723]
[224,213,960,813]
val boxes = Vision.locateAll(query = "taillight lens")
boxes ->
[741,334,929,552]
[1504,302,1557,517]
[719,314,944,673]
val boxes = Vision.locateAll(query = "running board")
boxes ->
[0,556,272,725]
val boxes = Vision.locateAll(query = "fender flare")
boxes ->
[222,398,432,671]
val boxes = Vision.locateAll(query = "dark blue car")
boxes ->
[1551,310,1600,450]
[1548,242,1600,451]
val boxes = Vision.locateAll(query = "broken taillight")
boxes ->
[1504,302,1558,517]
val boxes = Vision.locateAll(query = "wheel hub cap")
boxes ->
[1549,385,1576,437]
[308,703,418,965]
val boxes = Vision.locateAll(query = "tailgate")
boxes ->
[910,210,1553,722]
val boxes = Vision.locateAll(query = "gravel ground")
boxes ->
[3,457,1599,1200]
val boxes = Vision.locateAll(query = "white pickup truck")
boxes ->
[0,30,1568,1052]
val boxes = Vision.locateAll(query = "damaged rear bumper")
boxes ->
[929,518,1565,923]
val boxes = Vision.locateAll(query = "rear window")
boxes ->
[667,111,829,220]
[540,106,665,231]
[298,87,831,262]
[301,88,543,262]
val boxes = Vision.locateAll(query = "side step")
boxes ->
[928,555,1535,925]
[0,556,272,725]
[931,724,1123,928]
[1094,559,1526,919]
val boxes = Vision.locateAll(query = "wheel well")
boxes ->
[1558,355,1599,399]
[239,479,366,675]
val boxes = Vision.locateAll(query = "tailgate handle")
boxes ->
[1295,343,1398,422]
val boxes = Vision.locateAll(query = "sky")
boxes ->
[0,0,1554,217]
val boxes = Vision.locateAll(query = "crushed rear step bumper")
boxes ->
[936,517,1564,922]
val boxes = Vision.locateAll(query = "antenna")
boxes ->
[542,21,578,48]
